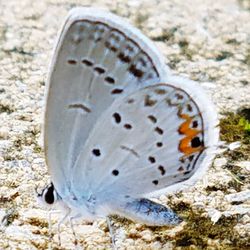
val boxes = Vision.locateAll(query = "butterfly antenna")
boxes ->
[35,185,41,196]
[106,216,117,250]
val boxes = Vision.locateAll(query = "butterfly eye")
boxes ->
[44,184,56,205]
[44,190,54,204]
[37,183,59,206]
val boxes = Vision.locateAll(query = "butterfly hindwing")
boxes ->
[71,80,218,202]
[44,8,168,196]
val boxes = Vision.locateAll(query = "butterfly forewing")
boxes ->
[44,8,168,195]
[71,83,212,202]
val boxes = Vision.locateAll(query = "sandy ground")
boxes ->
[0,0,250,249]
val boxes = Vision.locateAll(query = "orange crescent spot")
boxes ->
[178,114,203,156]
[178,114,192,133]
[179,140,203,155]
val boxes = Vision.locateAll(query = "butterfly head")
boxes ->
[36,182,61,206]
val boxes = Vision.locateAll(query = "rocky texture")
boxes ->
[0,0,249,249]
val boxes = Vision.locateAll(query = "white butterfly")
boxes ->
[38,7,219,247]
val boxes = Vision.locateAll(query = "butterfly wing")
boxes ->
[44,7,169,196]
[71,76,219,205]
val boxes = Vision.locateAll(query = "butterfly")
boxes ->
[37,7,219,247]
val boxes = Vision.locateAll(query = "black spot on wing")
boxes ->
[111,88,123,94]
[148,156,156,164]
[192,120,198,128]
[81,59,94,66]
[94,66,105,74]
[158,165,166,175]
[148,115,157,123]
[129,64,144,78]
[124,123,132,130]
[92,148,101,157]
[155,127,164,135]
[152,180,159,185]
[67,59,77,65]
[191,137,202,148]
[189,155,194,161]
[112,169,119,176]
[105,76,115,84]
[156,142,163,147]
[118,52,131,63]
[144,95,157,107]
[113,113,121,124]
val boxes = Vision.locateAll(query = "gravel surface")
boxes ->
[0,0,249,249]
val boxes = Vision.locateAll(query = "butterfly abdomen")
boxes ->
[115,198,182,226]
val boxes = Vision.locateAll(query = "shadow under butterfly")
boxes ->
[37,7,219,248]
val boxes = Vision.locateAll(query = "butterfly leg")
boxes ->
[57,207,71,246]
[69,213,82,247]
[48,209,61,248]
[48,210,53,243]
[106,216,117,250]
[69,217,78,246]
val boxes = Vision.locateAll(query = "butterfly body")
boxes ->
[40,7,219,245]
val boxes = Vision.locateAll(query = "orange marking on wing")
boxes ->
[178,114,203,156]
[179,140,203,155]
[178,114,191,133]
